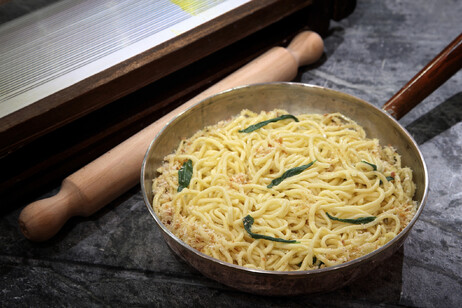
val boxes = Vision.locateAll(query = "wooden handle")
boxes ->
[18,31,324,242]
[383,32,462,119]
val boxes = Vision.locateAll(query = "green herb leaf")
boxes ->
[178,159,193,192]
[312,256,324,268]
[361,160,377,171]
[243,215,299,243]
[326,212,376,224]
[267,160,316,188]
[239,114,299,133]
[298,256,324,268]
[380,176,394,185]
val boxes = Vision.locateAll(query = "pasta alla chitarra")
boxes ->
[152,109,416,271]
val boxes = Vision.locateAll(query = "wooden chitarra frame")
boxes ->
[0,0,355,208]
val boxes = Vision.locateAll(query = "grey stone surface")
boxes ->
[1,0,462,307]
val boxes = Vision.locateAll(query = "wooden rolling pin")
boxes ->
[18,31,324,242]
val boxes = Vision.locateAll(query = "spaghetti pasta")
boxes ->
[152,109,416,271]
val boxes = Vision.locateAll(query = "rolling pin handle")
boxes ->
[19,179,83,241]
[287,31,324,67]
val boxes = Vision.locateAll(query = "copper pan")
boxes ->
[141,33,461,295]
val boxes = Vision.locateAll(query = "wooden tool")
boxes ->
[18,31,324,242]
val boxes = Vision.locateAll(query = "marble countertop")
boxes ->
[1,0,461,307]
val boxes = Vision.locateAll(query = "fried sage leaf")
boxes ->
[326,212,376,224]
[380,176,395,185]
[239,114,299,133]
[178,159,193,192]
[361,160,377,171]
[243,215,299,243]
[267,160,316,188]
[313,256,324,268]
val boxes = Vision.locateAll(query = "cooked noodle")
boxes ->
[152,109,416,271]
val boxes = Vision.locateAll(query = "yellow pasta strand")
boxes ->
[152,109,416,271]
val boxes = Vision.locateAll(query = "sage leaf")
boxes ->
[243,215,299,243]
[326,212,376,224]
[313,256,324,268]
[380,176,394,185]
[267,160,316,188]
[239,114,299,133]
[178,159,193,192]
[361,160,377,171]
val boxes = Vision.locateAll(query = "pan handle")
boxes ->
[383,32,462,120]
